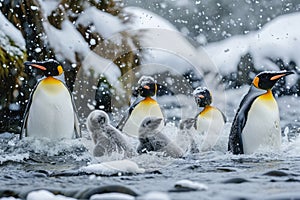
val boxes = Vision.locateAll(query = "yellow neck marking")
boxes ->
[141,96,157,104]
[199,105,213,116]
[259,90,274,101]
[41,76,62,85]
[39,77,65,94]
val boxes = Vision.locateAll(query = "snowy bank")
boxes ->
[202,12,300,89]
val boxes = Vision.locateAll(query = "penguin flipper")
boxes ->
[20,81,38,139]
[193,111,201,130]
[73,111,81,138]
[65,82,81,138]
[116,96,143,130]
[20,111,29,139]
[218,108,227,123]
[228,87,263,154]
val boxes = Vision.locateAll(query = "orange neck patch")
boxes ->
[41,76,62,85]
[142,96,157,104]
[259,89,274,101]
[199,105,213,116]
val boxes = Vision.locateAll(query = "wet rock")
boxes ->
[50,170,84,177]
[171,179,208,192]
[0,189,19,198]
[74,185,139,199]
[263,170,289,177]
[90,193,135,200]
[216,167,239,172]
[285,178,300,182]
[222,177,250,184]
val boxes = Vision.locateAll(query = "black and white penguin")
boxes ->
[193,87,226,151]
[138,116,183,158]
[21,60,81,139]
[228,70,294,154]
[117,76,164,137]
[86,110,135,157]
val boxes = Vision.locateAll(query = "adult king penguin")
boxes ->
[117,76,164,137]
[193,87,226,151]
[21,60,81,139]
[228,70,294,154]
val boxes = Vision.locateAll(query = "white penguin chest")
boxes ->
[196,106,225,151]
[242,93,281,154]
[27,80,75,139]
[123,98,164,137]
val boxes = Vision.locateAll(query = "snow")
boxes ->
[27,190,76,200]
[123,7,176,31]
[76,7,125,39]
[44,20,90,63]
[90,193,135,200]
[43,20,121,84]
[174,179,208,191]
[202,12,300,75]
[201,35,251,74]
[121,7,207,76]
[81,51,121,84]
[140,191,171,200]
[80,159,145,175]
[38,0,59,17]
[0,12,25,49]
[0,153,29,164]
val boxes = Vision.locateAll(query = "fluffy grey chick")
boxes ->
[138,116,183,158]
[86,110,135,157]
[178,118,200,154]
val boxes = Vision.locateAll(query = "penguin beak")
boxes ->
[198,95,205,99]
[143,85,150,90]
[24,61,46,71]
[270,71,294,81]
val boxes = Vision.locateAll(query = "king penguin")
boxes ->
[228,70,294,154]
[193,87,226,151]
[21,60,81,139]
[117,76,164,137]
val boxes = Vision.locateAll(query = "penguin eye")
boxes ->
[144,120,151,127]
[98,117,105,124]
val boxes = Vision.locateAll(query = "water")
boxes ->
[0,93,300,199]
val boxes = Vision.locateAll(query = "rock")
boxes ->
[263,170,289,177]
[171,180,208,192]
[75,185,139,199]
[222,177,250,184]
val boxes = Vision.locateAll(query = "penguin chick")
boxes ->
[193,87,226,151]
[177,118,200,154]
[138,117,183,158]
[86,110,135,157]
[228,70,294,155]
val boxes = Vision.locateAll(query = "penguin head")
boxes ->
[140,116,162,131]
[179,118,196,130]
[137,76,157,97]
[193,87,212,107]
[24,59,64,77]
[87,110,110,131]
[252,70,294,90]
